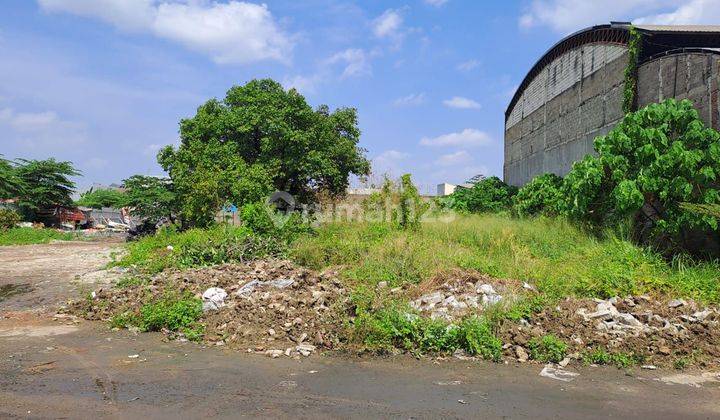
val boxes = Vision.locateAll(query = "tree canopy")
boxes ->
[158,79,370,227]
[76,188,129,209]
[122,175,178,224]
[13,158,80,213]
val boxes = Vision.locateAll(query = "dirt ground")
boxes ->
[2,241,720,418]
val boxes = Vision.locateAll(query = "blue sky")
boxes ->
[1,1,717,194]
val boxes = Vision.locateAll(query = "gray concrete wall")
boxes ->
[504,44,627,186]
[504,50,720,187]
[637,52,720,131]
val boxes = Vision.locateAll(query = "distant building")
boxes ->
[437,183,456,196]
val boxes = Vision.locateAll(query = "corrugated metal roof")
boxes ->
[636,25,720,33]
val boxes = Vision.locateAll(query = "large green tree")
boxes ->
[158,79,370,227]
[14,158,80,213]
[122,175,178,224]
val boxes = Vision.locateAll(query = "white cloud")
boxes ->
[436,150,471,166]
[420,129,492,147]
[393,93,427,107]
[456,59,479,72]
[327,49,371,78]
[635,0,720,25]
[282,74,320,95]
[443,96,481,109]
[38,0,293,65]
[424,0,449,7]
[517,0,688,33]
[373,9,403,39]
[373,149,410,175]
[0,107,87,149]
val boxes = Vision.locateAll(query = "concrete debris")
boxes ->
[236,278,295,295]
[539,364,579,382]
[658,372,720,388]
[201,287,227,312]
[515,346,529,362]
[668,299,686,308]
[410,279,506,320]
[641,365,657,370]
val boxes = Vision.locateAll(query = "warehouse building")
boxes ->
[504,23,720,186]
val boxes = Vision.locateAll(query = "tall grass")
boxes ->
[292,214,720,303]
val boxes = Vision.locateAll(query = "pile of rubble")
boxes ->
[501,295,720,367]
[77,260,350,359]
[409,273,527,321]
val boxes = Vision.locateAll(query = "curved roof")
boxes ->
[505,23,720,121]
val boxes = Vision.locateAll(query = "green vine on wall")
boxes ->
[622,26,642,114]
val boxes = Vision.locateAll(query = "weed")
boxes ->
[582,348,644,368]
[528,335,567,363]
[674,357,690,370]
[115,276,148,289]
[139,294,203,333]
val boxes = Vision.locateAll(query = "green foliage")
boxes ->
[0,227,75,246]
[0,208,21,230]
[623,26,642,114]
[13,158,80,215]
[158,79,370,227]
[582,348,644,368]
[398,174,426,230]
[0,155,23,200]
[528,334,567,363]
[561,99,720,250]
[76,188,129,209]
[139,293,203,333]
[512,173,564,217]
[352,302,501,360]
[115,276,148,289]
[239,202,311,240]
[444,176,517,213]
[122,175,178,224]
[115,225,287,274]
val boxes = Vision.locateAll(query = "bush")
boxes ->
[512,173,564,217]
[239,202,311,241]
[0,208,21,230]
[443,176,517,214]
[559,99,720,253]
[528,334,567,363]
[582,348,643,368]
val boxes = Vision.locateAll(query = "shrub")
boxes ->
[560,99,720,253]
[512,173,564,217]
[139,294,203,332]
[528,334,567,363]
[76,188,129,209]
[0,208,21,230]
[444,176,517,214]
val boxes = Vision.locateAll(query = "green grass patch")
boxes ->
[115,225,287,274]
[353,305,502,360]
[528,335,567,363]
[0,227,76,246]
[582,348,645,368]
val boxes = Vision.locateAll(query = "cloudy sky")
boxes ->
[1,1,718,193]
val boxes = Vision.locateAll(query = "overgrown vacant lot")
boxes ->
[77,214,720,368]
[293,215,720,303]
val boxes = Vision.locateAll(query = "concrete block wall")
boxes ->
[637,52,720,131]
[504,43,628,186]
